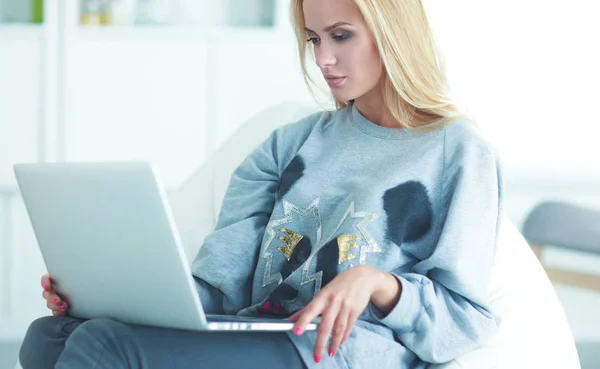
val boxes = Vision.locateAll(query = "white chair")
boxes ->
[15,101,581,369]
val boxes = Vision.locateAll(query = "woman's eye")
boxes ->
[333,33,350,42]
[306,37,320,45]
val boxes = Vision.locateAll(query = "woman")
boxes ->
[20,0,503,368]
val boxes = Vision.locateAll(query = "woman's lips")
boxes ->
[325,76,346,87]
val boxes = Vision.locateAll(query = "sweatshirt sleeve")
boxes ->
[370,125,504,364]
[190,113,323,315]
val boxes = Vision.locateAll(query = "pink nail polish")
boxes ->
[314,354,322,363]
[329,350,336,357]
[43,283,49,291]
[294,326,303,336]
[53,297,60,306]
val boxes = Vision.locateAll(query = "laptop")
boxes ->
[13,161,317,332]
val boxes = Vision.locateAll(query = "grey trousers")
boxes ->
[19,316,307,369]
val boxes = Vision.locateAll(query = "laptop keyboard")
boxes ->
[206,314,289,322]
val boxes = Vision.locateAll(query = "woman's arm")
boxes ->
[190,113,324,314]
[368,127,504,364]
[370,271,403,315]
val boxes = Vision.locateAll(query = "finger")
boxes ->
[288,309,302,322]
[50,302,68,316]
[52,307,66,316]
[293,297,327,336]
[46,295,62,310]
[58,302,68,315]
[313,304,340,363]
[341,310,361,346]
[341,329,351,346]
[42,289,58,302]
[327,304,350,357]
[46,296,61,310]
[41,274,53,291]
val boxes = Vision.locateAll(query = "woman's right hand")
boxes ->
[41,274,69,316]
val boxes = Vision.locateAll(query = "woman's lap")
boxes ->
[19,316,84,369]
[19,316,306,369]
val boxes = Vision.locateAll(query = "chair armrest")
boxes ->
[523,201,600,254]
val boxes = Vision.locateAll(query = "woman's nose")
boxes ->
[315,45,337,68]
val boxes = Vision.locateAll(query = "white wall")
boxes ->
[0,38,42,186]
[1,0,599,343]
[425,0,600,174]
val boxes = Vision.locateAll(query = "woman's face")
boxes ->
[303,0,383,103]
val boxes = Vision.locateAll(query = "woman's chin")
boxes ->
[331,90,358,104]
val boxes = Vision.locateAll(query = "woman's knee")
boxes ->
[69,318,126,340]
[60,319,144,368]
[19,316,82,369]
[65,318,137,355]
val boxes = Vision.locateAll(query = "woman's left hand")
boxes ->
[288,265,401,363]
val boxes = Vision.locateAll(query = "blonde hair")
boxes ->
[290,0,471,130]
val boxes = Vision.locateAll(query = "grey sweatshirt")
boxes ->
[191,102,504,369]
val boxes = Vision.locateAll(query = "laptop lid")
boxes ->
[14,162,209,331]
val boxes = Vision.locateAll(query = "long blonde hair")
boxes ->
[290,0,470,130]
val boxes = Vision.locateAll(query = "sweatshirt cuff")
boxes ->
[370,274,420,333]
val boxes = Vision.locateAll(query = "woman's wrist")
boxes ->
[369,269,402,315]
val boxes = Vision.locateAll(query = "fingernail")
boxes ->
[43,283,49,291]
[329,350,336,357]
[53,297,61,306]
[293,326,303,336]
[60,302,67,310]
[314,354,322,363]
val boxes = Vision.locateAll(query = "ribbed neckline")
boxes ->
[348,101,444,140]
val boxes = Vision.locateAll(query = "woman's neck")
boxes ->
[353,94,438,129]
[353,94,399,129]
